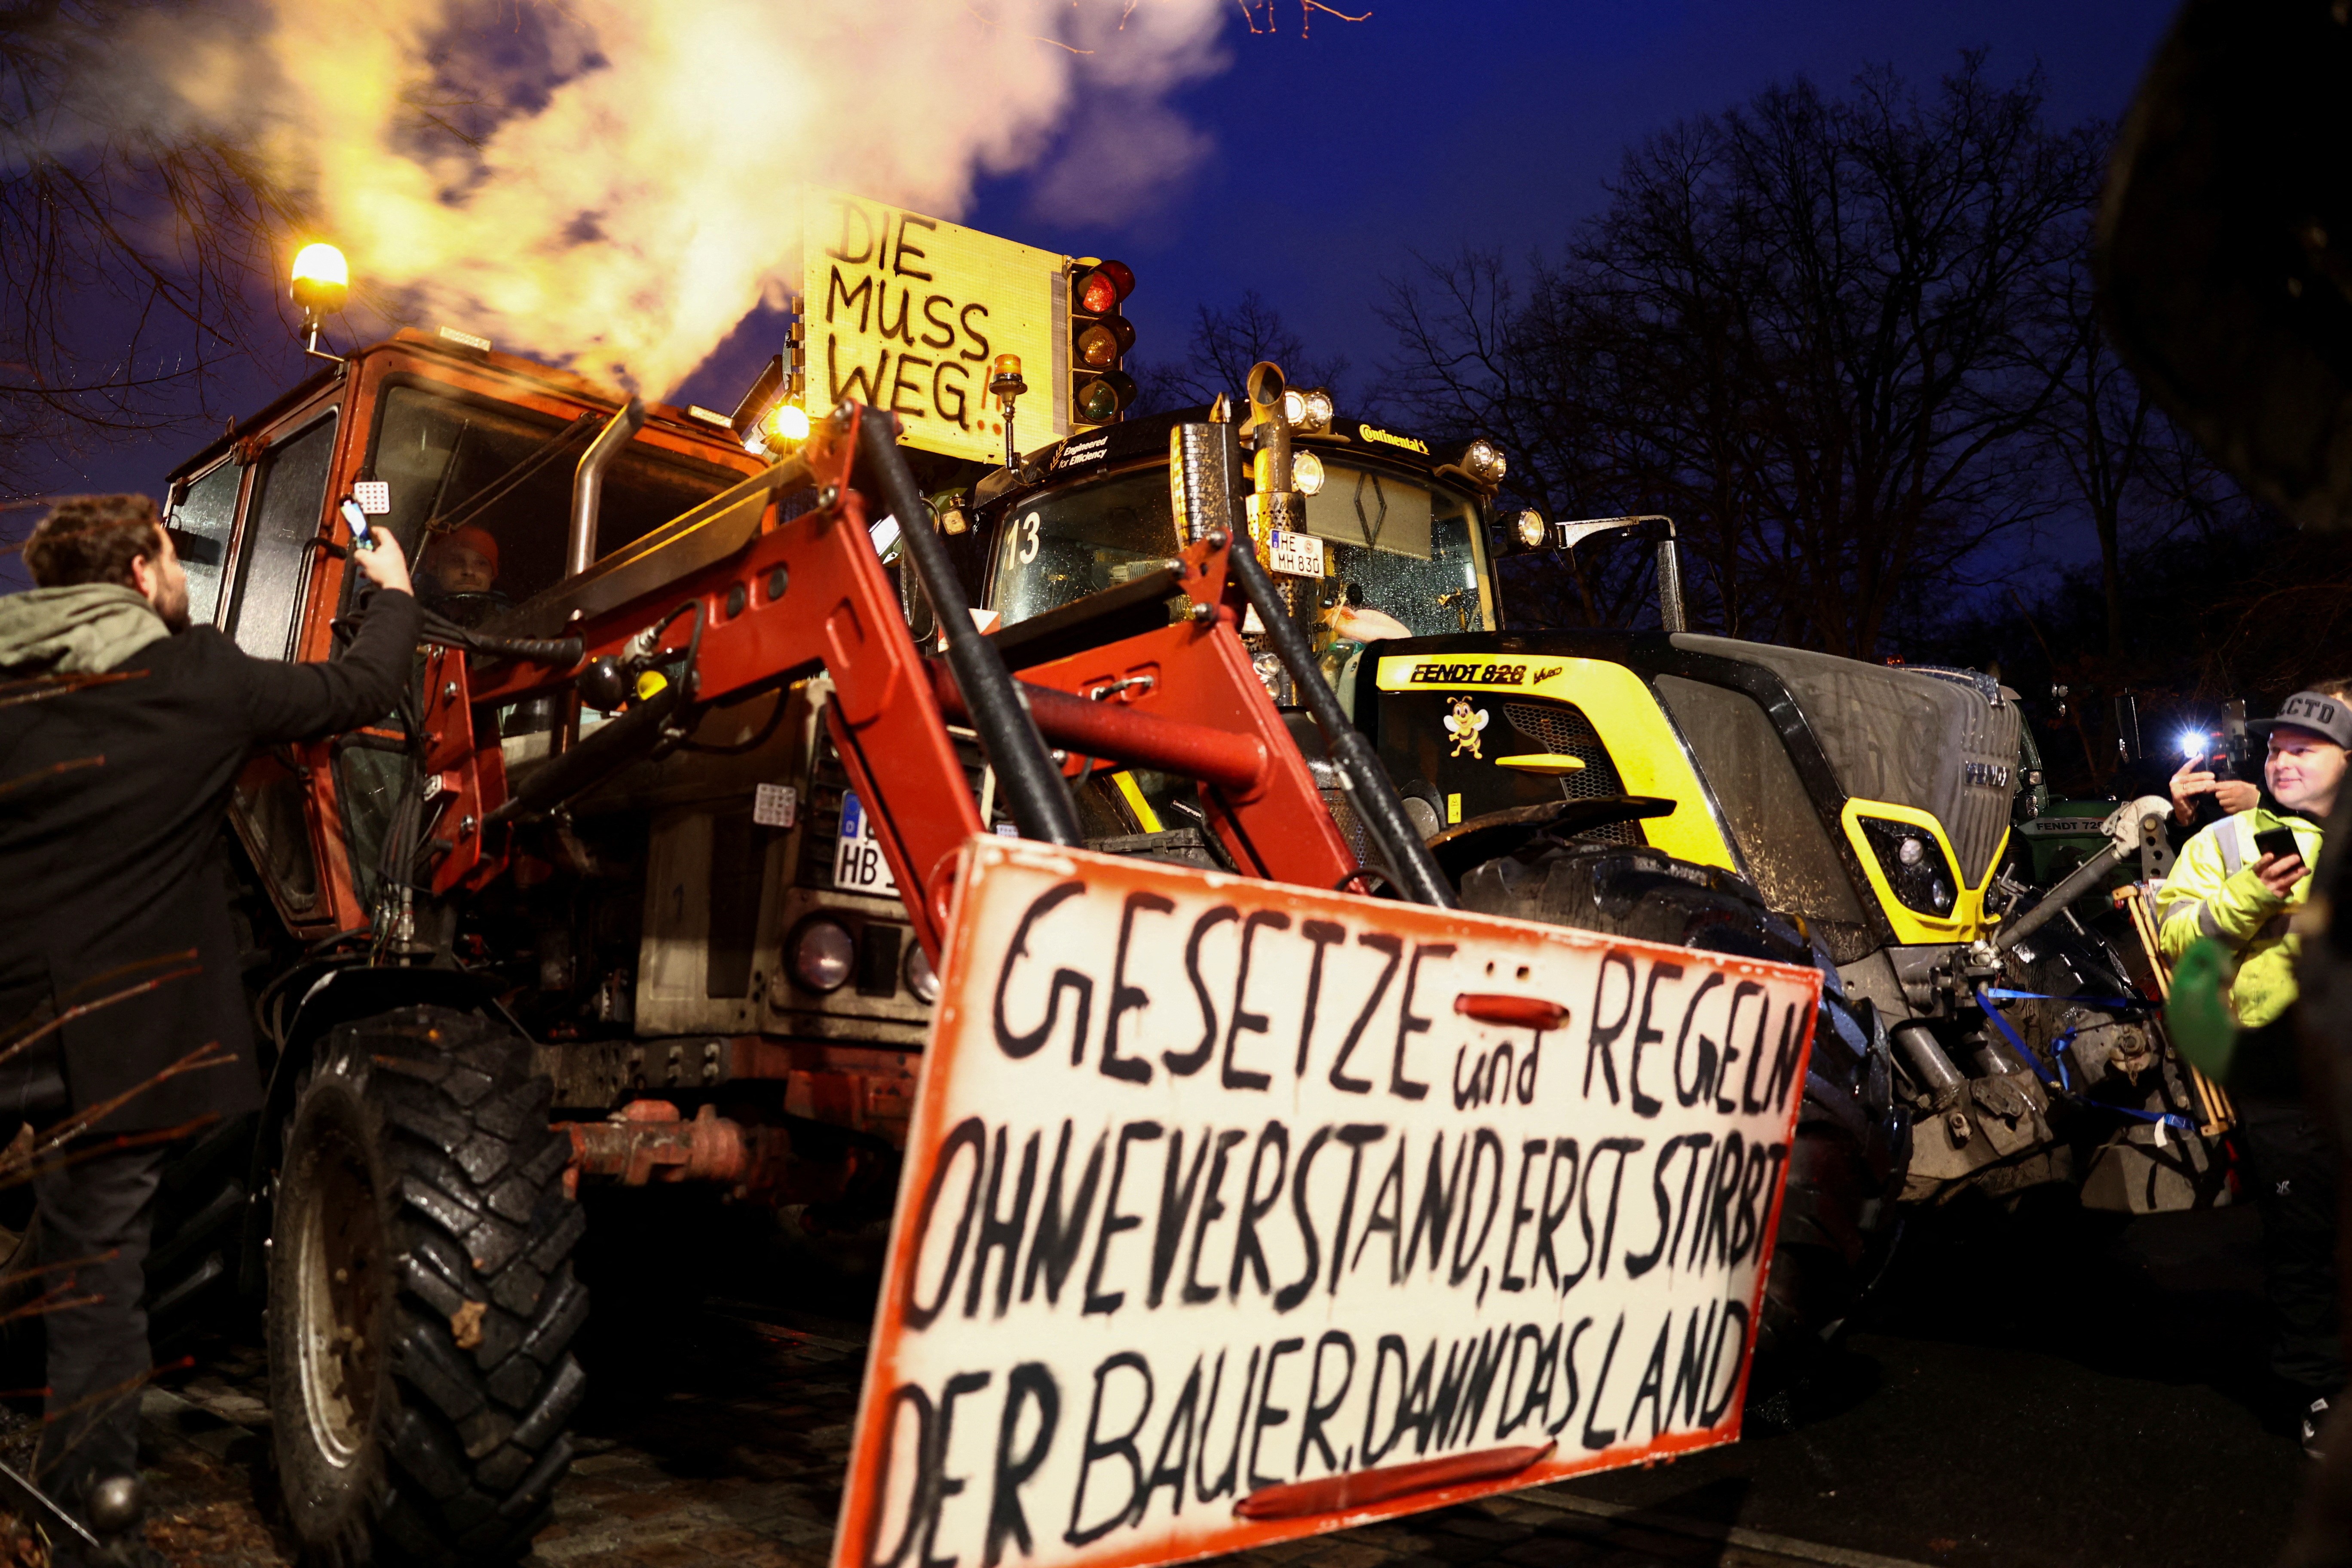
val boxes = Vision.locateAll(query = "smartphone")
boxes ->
[339,496,375,551]
[2255,825,2301,862]
[2192,743,2240,829]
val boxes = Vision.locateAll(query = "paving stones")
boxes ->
[0,1308,1859,1568]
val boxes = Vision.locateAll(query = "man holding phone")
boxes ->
[0,494,414,1562]
[2159,682,2350,1455]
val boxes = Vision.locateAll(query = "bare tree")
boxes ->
[1385,55,2102,655]
[0,1,302,499]
[1130,289,1349,415]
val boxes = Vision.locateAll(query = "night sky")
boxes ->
[13,0,2177,571]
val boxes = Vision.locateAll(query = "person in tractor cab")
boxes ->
[0,495,415,1564]
[419,524,506,624]
[2157,681,2351,1457]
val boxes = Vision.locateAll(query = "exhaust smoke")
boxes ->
[115,0,1230,396]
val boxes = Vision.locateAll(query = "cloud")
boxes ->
[116,0,1232,395]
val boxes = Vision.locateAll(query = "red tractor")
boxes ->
[150,326,1441,1563]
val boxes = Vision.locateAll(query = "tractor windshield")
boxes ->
[990,455,1496,636]
[367,382,740,609]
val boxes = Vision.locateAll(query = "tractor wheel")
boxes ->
[1459,842,1903,1400]
[269,1005,586,1566]
[1746,1118,1895,1396]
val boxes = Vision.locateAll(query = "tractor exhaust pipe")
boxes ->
[1553,514,1684,633]
[567,395,648,578]
[1655,527,1686,634]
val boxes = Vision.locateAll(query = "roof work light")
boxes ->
[290,243,349,361]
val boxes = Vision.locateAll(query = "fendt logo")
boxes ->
[1961,761,2011,789]
[1409,661,1526,685]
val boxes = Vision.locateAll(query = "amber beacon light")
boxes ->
[290,242,349,360]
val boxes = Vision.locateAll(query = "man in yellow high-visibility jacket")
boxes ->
[2159,683,2350,1455]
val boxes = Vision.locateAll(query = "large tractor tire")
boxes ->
[1459,841,1908,1396]
[269,1005,586,1565]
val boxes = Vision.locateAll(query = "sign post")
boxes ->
[835,839,1822,1568]
[805,189,1070,463]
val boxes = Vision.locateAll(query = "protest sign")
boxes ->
[805,189,1069,463]
[834,839,1821,1568]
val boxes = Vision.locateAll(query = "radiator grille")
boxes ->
[1500,701,1642,846]
[800,729,990,890]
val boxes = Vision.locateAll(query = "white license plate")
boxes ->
[1268,529,1324,577]
[833,792,899,894]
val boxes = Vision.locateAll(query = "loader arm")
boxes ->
[447,404,1363,961]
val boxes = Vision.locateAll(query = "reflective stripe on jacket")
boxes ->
[2156,809,2322,1029]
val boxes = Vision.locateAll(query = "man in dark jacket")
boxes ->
[0,493,415,1562]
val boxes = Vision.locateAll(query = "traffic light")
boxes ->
[1069,259,1136,426]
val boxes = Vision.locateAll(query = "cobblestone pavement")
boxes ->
[0,1199,2306,1568]
[61,1299,1905,1568]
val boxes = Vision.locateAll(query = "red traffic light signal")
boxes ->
[1070,260,1136,426]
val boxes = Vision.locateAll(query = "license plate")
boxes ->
[1269,529,1324,577]
[833,792,899,894]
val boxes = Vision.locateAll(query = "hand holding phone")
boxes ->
[2256,825,2301,861]
[339,496,375,551]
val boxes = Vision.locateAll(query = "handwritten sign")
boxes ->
[835,840,1821,1568]
[807,189,1069,463]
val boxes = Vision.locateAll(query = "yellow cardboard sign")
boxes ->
[805,189,1070,463]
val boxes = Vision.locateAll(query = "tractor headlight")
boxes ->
[1293,450,1326,497]
[764,401,811,445]
[1464,440,1507,486]
[1858,818,1956,917]
[904,942,940,1004]
[789,918,855,993]
[1280,389,1306,428]
[1514,509,1547,549]
[1298,389,1335,434]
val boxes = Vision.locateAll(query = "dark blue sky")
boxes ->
[15,0,2176,539]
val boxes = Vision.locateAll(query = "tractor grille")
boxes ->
[800,729,991,891]
[1321,785,1372,869]
[1501,700,1642,846]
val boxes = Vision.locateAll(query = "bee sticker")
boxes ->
[1444,695,1489,759]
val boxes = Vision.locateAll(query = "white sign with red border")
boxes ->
[834,838,1819,1568]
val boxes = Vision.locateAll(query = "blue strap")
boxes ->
[1973,985,2196,1134]
[1977,986,2060,1086]
[1977,986,2149,1011]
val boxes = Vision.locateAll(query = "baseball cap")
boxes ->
[426,524,500,579]
[2249,689,2352,748]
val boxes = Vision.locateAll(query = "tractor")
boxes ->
[969,369,2233,1364]
[126,320,1554,1564]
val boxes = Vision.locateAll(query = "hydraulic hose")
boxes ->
[855,410,1083,848]
[416,608,582,668]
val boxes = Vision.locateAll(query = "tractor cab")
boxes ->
[986,407,1500,645]
[159,327,761,943]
